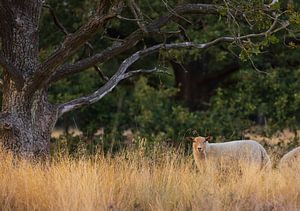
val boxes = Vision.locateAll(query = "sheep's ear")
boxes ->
[186,137,195,142]
[205,136,212,142]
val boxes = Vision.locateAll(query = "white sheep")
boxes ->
[190,136,271,170]
[278,146,300,170]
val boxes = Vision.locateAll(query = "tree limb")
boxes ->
[57,21,288,116]
[57,41,214,116]
[28,0,124,93]
[0,52,24,86]
[43,3,109,82]
[127,0,147,32]
[43,4,69,35]
[122,67,159,78]
[50,31,142,83]
[50,3,222,83]
[94,65,109,81]
[51,2,281,83]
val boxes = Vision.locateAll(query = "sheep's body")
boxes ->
[278,146,300,170]
[193,139,271,170]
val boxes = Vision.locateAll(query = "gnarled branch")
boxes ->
[50,31,141,83]
[56,41,217,116]
[29,0,124,93]
[50,3,222,83]
[43,3,109,82]
[50,2,280,83]
[57,20,288,116]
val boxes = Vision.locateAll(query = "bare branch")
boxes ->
[43,4,69,35]
[117,15,143,21]
[57,42,208,115]
[146,3,220,32]
[28,0,124,93]
[127,0,147,32]
[94,66,109,82]
[161,0,192,25]
[50,31,142,83]
[57,44,165,115]
[50,3,222,83]
[51,2,286,85]
[122,67,159,78]
[43,4,110,83]
[43,4,96,53]
[57,20,288,116]
[52,1,281,83]
[0,52,24,86]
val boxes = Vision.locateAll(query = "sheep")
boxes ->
[190,136,271,170]
[278,146,300,170]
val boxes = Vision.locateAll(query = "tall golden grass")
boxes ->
[0,146,299,211]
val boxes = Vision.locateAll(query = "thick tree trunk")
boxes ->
[0,0,57,158]
[0,85,58,158]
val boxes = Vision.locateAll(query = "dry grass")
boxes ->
[245,129,300,146]
[0,147,299,211]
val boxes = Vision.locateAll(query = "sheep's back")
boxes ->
[207,140,267,165]
[279,147,300,169]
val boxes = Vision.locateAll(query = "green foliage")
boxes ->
[128,77,202,142]
[210,68,300,135]
[57,66,299,152]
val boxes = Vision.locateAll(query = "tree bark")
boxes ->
[0,87,58,158]
[0,0,58,158]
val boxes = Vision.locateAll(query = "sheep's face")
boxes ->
[192,137,208,154]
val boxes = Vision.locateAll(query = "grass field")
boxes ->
[0,145,299,211]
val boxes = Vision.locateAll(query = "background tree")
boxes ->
[0,0,294,157]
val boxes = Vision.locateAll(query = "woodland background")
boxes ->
[4,0,298,155]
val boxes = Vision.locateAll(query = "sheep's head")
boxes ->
[188,136,212,155]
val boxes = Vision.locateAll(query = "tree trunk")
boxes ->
[0,0,57,158]
[0,85,58,158]
[170,58,239,110]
